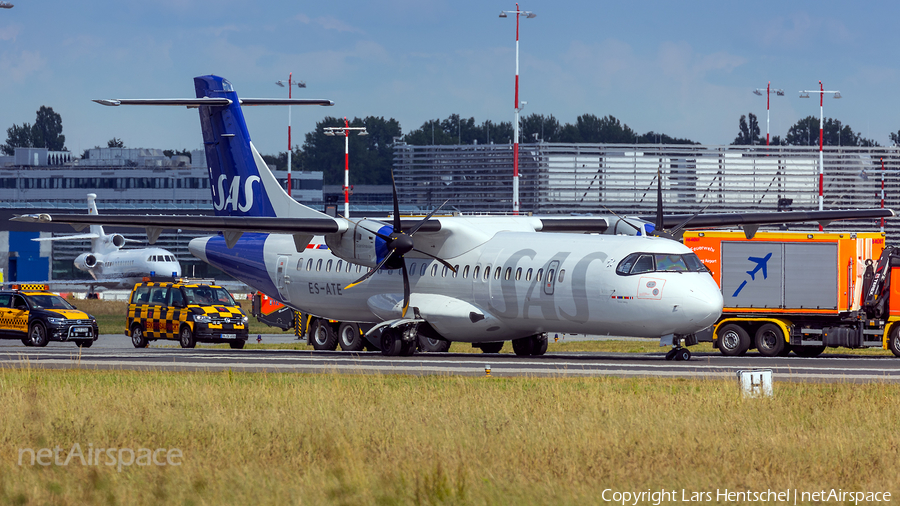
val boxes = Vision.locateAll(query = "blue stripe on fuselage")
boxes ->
[202,233,278,296]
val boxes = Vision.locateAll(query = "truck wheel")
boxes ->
[793,346,825,358]
[755,323,785,357]
[889,326,900,358]
[338,322,364,351]
[179,325,196,349]
[131,325,148,348]
[717,324,749,356]
[311,319,338,351]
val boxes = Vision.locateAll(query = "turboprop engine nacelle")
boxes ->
[74,253,98,271]
[104,233,126,249]
[324,219,392,269]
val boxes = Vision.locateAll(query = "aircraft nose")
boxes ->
[684,276,724,329]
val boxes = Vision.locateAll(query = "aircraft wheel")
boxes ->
[890,326,900,358]
[338,322,364,352]
[179,325,196,349]
[512,336,533,356]
[131,325,148,348]
[479,342,504,354]
[675,348,691,361]
[418,335,451,353]
[310,319,337,351]
[665,348,677,361]
[531,334,548,356]
[29,323,49,347]
[792,346,826,358]
[400,338,417,356]
[717,324,749,356]
[755,323,785,357]
[380,328,403,356]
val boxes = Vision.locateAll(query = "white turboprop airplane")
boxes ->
[30,193,181,290]
[13,75,893,358]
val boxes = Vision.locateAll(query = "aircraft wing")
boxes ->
[643,208,895,229]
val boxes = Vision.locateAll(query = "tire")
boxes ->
[890,326,900,358]
[717,324,749,356]
[400,338,417,356]
[76,340,93,348]
[131,325,149,348]
[793,345,826,358]
[229,340,246,349]
[418,335,451,353]
[512,336,533,356]
[179,325,196,349]
[675,348,691,361]
[310,319,338,351]
[29,323,49,347]
[21,337,33,347]
[380,328,402,356]
[755,323,785,357]
[479,342,504,354]
[531,334,548,356]
[338,322,364,352]
[778,344,792,357]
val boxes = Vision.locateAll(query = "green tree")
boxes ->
[732,113,762,145]
[1,123,33,155]
[520,113,562,142]
[891,130,900,146]
[108,138,125,148]
[635,131,698,144]
[785,116,877,147]
[302,116,402,185]
[31,106,65,151]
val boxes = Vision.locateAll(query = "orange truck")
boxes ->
[684,230,900,357]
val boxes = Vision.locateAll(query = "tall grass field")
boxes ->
[2,368,898,504]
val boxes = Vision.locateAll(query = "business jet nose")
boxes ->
[684,276,724,329]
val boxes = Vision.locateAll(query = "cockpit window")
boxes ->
[616,252,708,275]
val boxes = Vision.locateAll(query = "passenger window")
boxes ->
[336,260,342,272]
[537,269,543,282]
[494,267,501,279]
[169,288,185,307]
[442,266,448,277]
[484,265,491,280]
[297,258,304,270]
[431,264,438,277]
[504,267,511,280]
[515,267,522,281]
[410,262,416,275]
[131,286,150,304]
[473,266,480,279]
[547,269,555,284]
[420,263,427,276]
[326,260,333,272]
[316,259,322,272]
[306,259,313,271]
[149,286,168,305]
[463,265,470,278]
[526,268,532,281]
[452,265,459,278]
[558,269,565,282]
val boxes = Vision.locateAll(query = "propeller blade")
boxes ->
[390,169,402,233]
[408,199,450,237]
[412,248,457,272]
[670,204,711,236]
[401,261,410,318]
[601,205,642,233]
[345,250,395,290]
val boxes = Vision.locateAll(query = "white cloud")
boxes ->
[0,49,46,82]
[0,24,20,41]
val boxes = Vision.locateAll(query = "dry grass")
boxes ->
[1,368,898,505]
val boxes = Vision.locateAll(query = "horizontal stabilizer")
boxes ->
[31,233,99,242]
[12,213,344,235]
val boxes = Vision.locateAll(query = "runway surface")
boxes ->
[1,334,898,382]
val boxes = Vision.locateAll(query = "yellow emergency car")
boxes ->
[0,284,99,347]
[126,278,249,349]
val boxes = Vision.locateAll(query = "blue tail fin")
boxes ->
[193,75,327,220]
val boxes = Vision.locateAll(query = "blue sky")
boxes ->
[2,0,899,156]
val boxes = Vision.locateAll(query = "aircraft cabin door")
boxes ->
[275,255,292,303]
[544,260,560,296]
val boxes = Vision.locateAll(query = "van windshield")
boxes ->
[184,287,237,306]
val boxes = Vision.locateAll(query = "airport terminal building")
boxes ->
[1,143,896,283]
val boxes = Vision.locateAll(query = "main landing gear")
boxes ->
[665,347,691,361]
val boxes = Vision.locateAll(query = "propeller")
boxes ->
[644,168,708,241]
[344,171,456,317]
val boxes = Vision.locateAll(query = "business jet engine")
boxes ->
[104,233,126,249]
[74,253,98,270]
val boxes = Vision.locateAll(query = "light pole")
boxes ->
[276,74,306,197]
[499,4,536,215]
[800,81,841,229]
[753,82,784,146]
[324,118,368,218]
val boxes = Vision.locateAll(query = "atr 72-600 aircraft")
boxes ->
[13,75,893,359]
[31,193,181,290]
